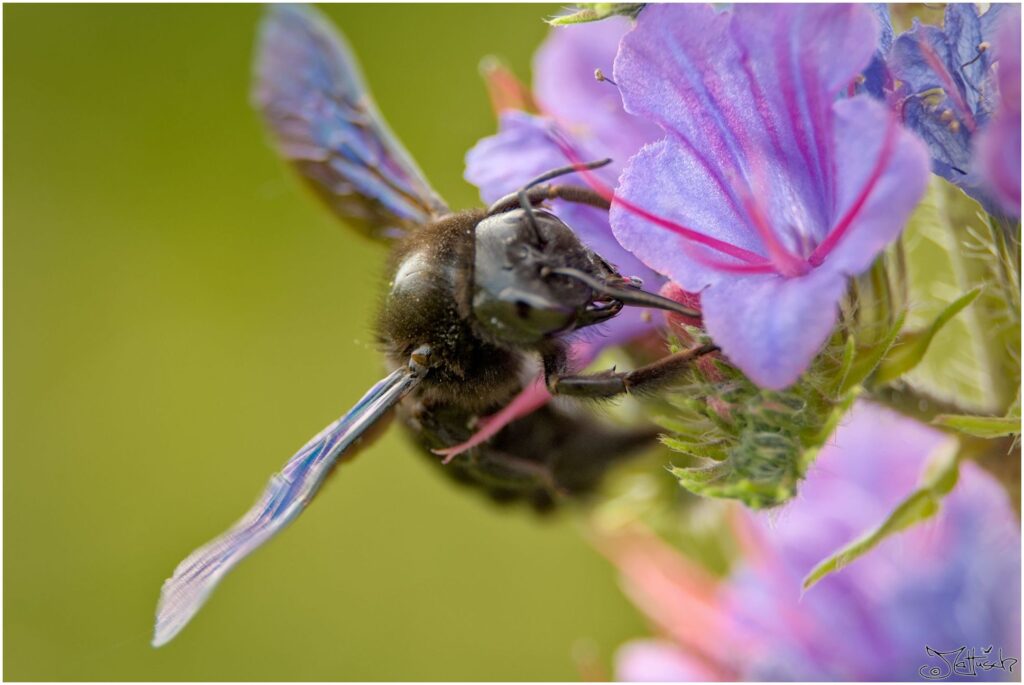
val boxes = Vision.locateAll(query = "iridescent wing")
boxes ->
[254,4,449,241]
[152,367,421,647]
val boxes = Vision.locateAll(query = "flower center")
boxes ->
[912,39,978,133]
[549,112,899,280]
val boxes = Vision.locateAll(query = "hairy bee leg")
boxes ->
[545,344,719,399]
[486,183,611,215]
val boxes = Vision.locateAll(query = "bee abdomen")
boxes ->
[400,397,657,512]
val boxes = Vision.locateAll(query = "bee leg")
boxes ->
[545,343,718,399]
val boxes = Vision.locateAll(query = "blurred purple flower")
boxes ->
[465,17,664,349]
[887,4,1017,216]
[858,4,896,99]
[610,4,930,389]
[975,6,1022,217]
[607,402,1021,681]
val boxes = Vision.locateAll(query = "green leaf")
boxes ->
[546,3,644,25]
[900,178,1019,411]
[933,413,1021,438]
[873,288,981,385]
[841,312,906,394]
[802,442,960,590]
[828,334,857,398]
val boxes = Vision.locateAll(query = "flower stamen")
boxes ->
[961,41,989,70]
[917,39,977,131]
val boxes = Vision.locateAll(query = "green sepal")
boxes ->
[933,413,1021,438]
[802,441,960,590]
[873,288,981,385]
[932,386,1020,438]
[799,387,861,467]
[840,312,906,395]
[669,451,799,510]
[828,334,858,399]
[664,391,811,509]
[546,3,644,25]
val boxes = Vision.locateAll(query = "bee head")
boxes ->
[470,207,625,346]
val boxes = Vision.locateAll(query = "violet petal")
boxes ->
[611,136,765,294]
[858,4,895,99]
[975,5,1022,216]
[700,268,847,391]
[615,4,879,254]
[533,17,660,163]
[820,97,930,275]
[611,4,927,388]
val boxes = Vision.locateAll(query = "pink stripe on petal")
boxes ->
[775,19,830,201]
[553,133,771,266]
[691,253,779,276]
[738,174,810,277]
[809,114,899,267]
[666,130,749,223]
[612,191,772,266]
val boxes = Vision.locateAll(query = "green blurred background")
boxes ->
[4,4,650,680]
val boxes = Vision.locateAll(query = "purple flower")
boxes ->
[975,5,1021,217]
[610,4,929,389]
[887,4,1015,216]
[609,402,1021,681]
[858,4,896,99]
[465,17,664,348]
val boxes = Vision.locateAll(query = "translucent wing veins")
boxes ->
[254,4,449,240]
[152,365,423,647]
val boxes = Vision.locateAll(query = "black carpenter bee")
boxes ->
[153,4,713,647]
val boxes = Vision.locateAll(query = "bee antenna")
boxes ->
[549,267,702,319]
[522,158,613,192]
[515,159,613,243]
[518,187,545,244]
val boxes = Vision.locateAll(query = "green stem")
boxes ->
[869,382,1020,513]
